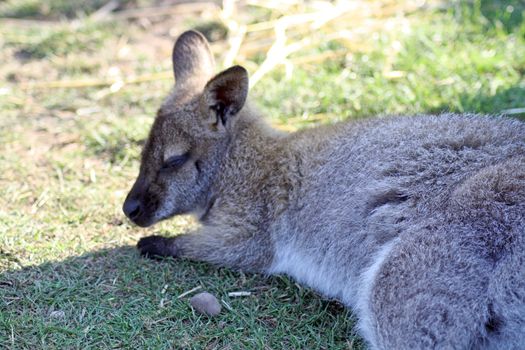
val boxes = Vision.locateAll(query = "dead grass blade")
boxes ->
[16,71,172,90]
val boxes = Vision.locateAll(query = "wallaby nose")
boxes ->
[123,198,142,220]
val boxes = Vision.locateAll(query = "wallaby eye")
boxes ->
[162,153,190,170]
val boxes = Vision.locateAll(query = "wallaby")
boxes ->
[123,30,525,349]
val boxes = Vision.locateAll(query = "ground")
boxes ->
[0,0,524,349]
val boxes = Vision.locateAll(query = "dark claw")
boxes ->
[137,235,176,259]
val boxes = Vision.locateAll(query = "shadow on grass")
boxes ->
[453,0,525,34]
[0,246,361,349]
[476,0,524,33]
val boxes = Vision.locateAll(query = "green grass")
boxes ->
[1,0,524,349]
[0,0,141,19]
[255,1,525,125]
[1,250,357,349]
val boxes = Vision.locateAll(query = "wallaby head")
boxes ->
[123,30,249,227]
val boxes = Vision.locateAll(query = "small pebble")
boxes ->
[189,292,222,316]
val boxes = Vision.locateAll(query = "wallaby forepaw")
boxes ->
[137,235,177,259]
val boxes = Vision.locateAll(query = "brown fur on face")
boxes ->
[123,31,249,227]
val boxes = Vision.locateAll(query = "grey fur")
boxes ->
[123,30,525,349]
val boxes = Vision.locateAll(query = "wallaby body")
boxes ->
[123,31,525,349]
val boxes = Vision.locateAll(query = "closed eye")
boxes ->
[162,153,190,171]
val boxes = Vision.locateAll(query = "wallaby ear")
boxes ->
[172,30,215,86]
[203,65,249,128]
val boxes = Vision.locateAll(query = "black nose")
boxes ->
[123,198,142,220]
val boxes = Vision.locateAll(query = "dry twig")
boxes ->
[17,71,172,90]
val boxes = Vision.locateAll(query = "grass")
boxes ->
[0,0,524,349]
